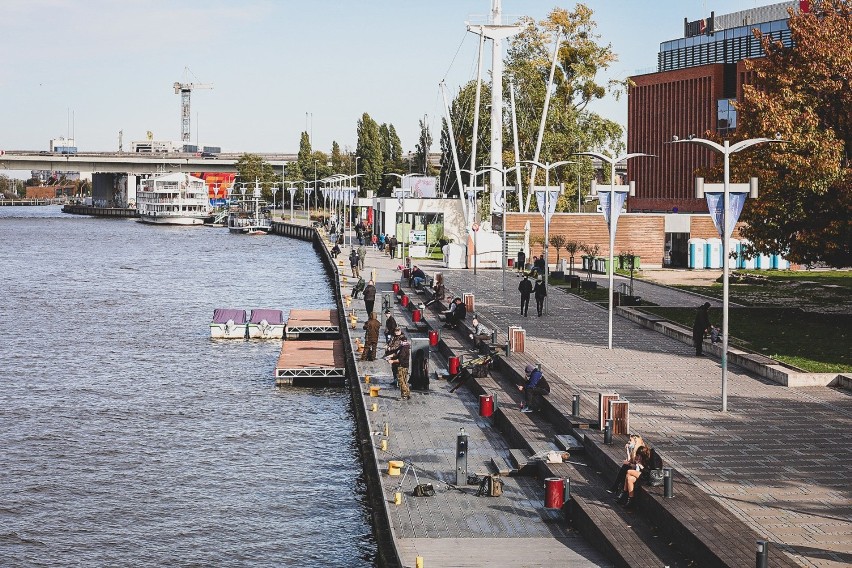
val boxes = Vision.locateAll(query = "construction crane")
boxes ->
[173,67,212,143]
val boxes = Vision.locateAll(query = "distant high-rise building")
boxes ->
[627,1,804,213]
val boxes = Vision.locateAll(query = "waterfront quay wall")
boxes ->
[270,220,402,568]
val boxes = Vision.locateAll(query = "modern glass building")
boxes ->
[627,1,803,214]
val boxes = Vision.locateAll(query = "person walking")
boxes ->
[516,249,526,274]
[693,302,712,356]
[352,276,365,299]
[388,235,398,259]
[363,279,377,317]
[361,312,381,361]
[357,244,367,271]
[349,248,360,278]
[386,329,411,400]
[518,274,532,317]
[533,277,547,316]
[384,309,397,342]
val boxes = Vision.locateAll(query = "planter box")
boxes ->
[581,280,597,290]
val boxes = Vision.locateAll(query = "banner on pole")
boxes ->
[705,192,746,239]
[533,186,559,222]
[599,189,628,231]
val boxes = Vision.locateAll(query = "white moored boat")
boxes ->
[210,308,247,339]
[138,172,212,225]
[228,179,272,235]
[247,309,284,339]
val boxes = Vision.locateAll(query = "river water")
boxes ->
[0,206,375,567]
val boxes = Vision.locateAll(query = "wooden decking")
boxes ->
[285,308,340,338]
[274,339,346,386]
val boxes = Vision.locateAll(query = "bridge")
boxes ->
[0,151,295,175]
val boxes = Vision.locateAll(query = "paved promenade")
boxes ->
[434,264,851,568]
[324,228,849,567]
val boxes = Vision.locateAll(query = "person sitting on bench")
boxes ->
[608,434,645,493]
[517,363,549,412]
[444,297,467,329]
[425,273,445,307]
[468,317,492,351]
[618,445,651,508]
[410,265,427,288]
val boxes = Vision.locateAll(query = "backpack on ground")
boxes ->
[477,474,503,497]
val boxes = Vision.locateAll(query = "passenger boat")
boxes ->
[210,308,247,339]
[228,179,272,235]
[247,309,285,339]
[137,172,212,225]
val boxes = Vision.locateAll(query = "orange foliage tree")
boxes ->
[734,0,851,267]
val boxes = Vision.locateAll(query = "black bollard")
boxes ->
[455,428,468,486]
[572,394,580,416]
[663,467,674,498]
[603,419,613,444]
[755,540,768,568]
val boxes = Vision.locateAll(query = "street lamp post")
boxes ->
[575,151,654,349]
[669,136,783,411]
[519,160,572,309]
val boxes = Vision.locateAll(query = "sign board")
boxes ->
[403,176,437,198]
[410,230,427,245]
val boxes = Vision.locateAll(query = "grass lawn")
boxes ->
[638,306,851,373]
[550,269,850,373]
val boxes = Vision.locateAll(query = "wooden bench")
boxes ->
[581,429,801,568]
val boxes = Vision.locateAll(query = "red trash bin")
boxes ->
[403,268,411,280]
[428,329,439,346]
[448,356,460,375]
[508,258,514,267]
[412,309,421,322]
[392,282,400,294]
[479,394,494,417]
[401,295,409,307]
[545,478,566,509]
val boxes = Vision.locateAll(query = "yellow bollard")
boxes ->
[394,492,402,505]
[364,375,371,384]
[415,557,424,568]
[383,422,389,437]
[380,438,387,451]
[369,386,381,397]
[371,403,378,412]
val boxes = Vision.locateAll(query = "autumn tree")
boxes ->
[733,0,851,267]
[549,234,567,265]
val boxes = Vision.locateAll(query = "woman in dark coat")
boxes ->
[533,278,547,317]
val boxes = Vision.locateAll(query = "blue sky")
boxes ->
[1,0,774,157]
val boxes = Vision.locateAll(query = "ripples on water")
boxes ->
[0,207,375,567]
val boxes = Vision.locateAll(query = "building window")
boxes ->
[717,99,737,136]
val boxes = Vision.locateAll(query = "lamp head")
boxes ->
[671,135,679,142]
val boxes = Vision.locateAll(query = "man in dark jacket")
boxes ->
[361,312,381,361]
[349,248,360,277]
[386,328,411,400]
[388,235,398,259]
[516,249,526,273]
[363,280,377,316]
[518,274,532,317]
[384,309,397,342]
[693,302,712,355]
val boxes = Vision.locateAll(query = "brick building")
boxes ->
[627,1,802,215]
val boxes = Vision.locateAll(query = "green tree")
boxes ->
[415,117,434,176]
[549,234,567,265]
[439,81,492,198]
[296,131,313,181]
[732,0,851,267]
[505,5,624,211]
[331,141,343,172]
[356,113,383,196]
[235,153,277,200]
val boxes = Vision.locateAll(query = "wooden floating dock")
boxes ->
[285,309,340,339]
[274,339,346,387]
